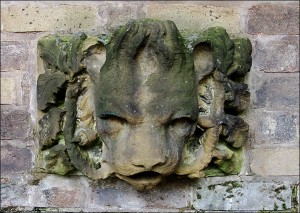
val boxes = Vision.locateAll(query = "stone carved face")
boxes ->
[37,19,252,190]
[95,21,198,189]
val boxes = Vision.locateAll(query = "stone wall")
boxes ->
[1,1,299,212]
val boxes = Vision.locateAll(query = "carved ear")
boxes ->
[193,42,214,82]
[37,34,109,178]
[191,27,234,77]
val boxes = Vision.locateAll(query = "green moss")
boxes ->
[44,144,75,175]
[227,38,252,77]
[203,166,225,177]
[292,185,299,212]
[191,26,234,73]
[274,203,279,211]
[197,193,202,199]
[223,181,242,193]
[57,132,65,145]
[282,203,287,210]
[275,185,287,194]
[275,196,285,202]
[208,184,216,190]
[186,137,201,153]
[213,142,244,175]
[38,33,88,79]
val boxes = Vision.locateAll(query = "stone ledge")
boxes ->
[87,177,193,210]
[193,178,294,211]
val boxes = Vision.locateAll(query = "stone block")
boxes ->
[0,110,31,139]
[1,41,29,71]
[193,178,293,211]
[144,3,240,35]
[1,3,97,33]
[250,148,299,176]
[42,187,83,207]
[248,110,299,148]
[253,36,299,72]
[247,3,299,35]
[29,175,89,208]
[0,145,33,174]
[0,77,16,105]
[1,175,31,208]
[97,2,140,32]
[251,73,299,109]
[88,177,192,211]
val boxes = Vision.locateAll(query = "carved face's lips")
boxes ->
[116,172,163,190]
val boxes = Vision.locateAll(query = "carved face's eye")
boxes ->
[167,118,194,137]
[97,114,127,134]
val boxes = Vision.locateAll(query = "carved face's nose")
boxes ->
[127,124,169,171]
[131,155,167,171]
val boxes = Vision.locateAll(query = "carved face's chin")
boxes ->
[116,172,163,190]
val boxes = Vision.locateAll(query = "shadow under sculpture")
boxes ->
[36,20,252,190]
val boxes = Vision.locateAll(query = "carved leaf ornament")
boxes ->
[36,20,252,190]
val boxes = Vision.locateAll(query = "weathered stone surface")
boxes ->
[248,110,299,148]
[97,2,140,32]
[21,73,32,106]
[250,148,299,176]
[36,20,251,190]
[0,145,33,174]
[1,175,30,207]
[296,184,300,209]
[0,77,16,105]
[29,175,88,208]
[144,3,240,34]
[251,74,299,109]
[43,144,75,175]
[37,72,66,111]
[1,41,29,71]
[38,108,65,149]
[42,187,83,207]
[247,3,299,35]
[193,178,293,211]
[0,110,31,139]
[253,36,299,72]
[89,177,192,210]
[1,3,97,32]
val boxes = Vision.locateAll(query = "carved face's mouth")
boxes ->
[116,172,163,190]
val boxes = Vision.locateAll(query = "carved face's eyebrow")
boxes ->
[158,112,196,124]
[98,101,143,123]
[171,113,196,122]
[99,112,122,119]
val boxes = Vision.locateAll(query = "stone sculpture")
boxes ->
[36,19,252,190]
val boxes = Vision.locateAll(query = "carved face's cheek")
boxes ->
[96,118,126,135]
[96,117,130,152]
